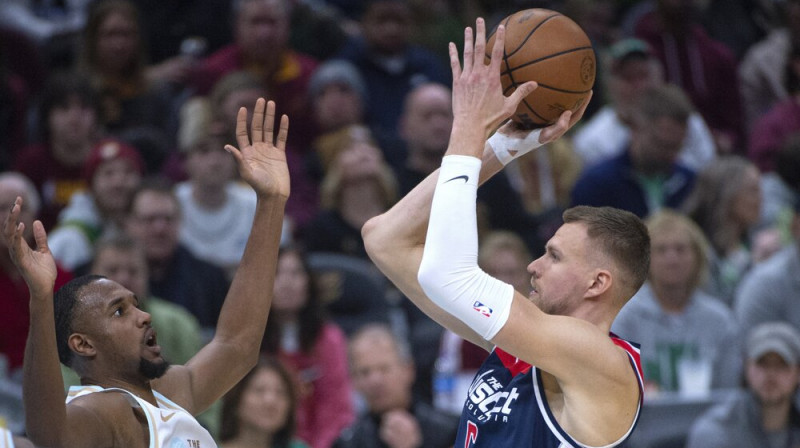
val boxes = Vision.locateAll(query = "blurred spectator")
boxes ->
[334,324,459,448]
[336,0,449,141]
[735,199,800,335]
[125,178,229,330]
[633,0,744,154]
[289,0,348,61]
[0,172,72,377]
[309,60,367,137]
[698,0,771,60]
[14,71,102,229]
[198,70,316,236]
[747,47,800,174]
[77,0,178,171]
[573,38,716,171]
[682,156,762,305]
[612,210,742,394]
[262,246,354,448]
[133,0,231,65]
[303,126,397,258]
[219,357,310,448]
[191,0,318,149]
[738,0,800,131]
[570,83,696,219]
[174,98,259,279]
[686,322,800,448]
[395,82,540,253]
[0,0,90,48]
[760,134,800,236]
[0,38,30,172]
[48,138,144,271]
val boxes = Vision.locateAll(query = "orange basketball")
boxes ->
[486,9,595,129]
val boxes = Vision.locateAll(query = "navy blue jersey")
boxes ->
[455,336,643,448]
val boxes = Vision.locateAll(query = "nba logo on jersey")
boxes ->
[472,301,492,317]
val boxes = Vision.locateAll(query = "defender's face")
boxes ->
[76,279,164,378]
[527,223,593,316]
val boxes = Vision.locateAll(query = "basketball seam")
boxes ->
[501,15,521,101]
[507,13,562,58]
[527,84,593,94]
[522,97,548,124]
[501,46,595,77]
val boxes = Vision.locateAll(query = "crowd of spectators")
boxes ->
[2,0,800,446]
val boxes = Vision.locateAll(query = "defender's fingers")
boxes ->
[224,144,244,165]
[276,115,289,151]
[462,26,474,77]
[489,24,506,74]
[264,100,276,145]
[3,197,21,239]
[474,18,487,71]
[449,42,462,80]
[234,106,250,149]
[251,98,266,143]
[32,220,49,252]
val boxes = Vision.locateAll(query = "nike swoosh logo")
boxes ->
[161,412,176,422]
[445,175,469,184]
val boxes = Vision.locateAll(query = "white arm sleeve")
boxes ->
[418,155,514,340]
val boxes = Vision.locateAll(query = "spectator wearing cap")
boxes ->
[572,38,716,171]
[308,59,408,179]
[686,322,800,448]
[47,138,144,271]
[735,198,800,335]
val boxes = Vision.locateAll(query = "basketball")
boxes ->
[486,9,595,129]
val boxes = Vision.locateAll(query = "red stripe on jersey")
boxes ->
[496,348,532,377]
[611,337,643,380]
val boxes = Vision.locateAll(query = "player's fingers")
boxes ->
[507,81,537,109]
[234,106,250,149]
[462,26,474,77]
[264,100,276,145]
[570,90,593,126]
[32,220,49,252]
[448,42,462,80]
[251,98,266,143]
[276,115,289,151]
[474,18,486,70]
[489,24,505,74]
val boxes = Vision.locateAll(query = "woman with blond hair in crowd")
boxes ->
[682,155,763,305]
[302,125,397,259]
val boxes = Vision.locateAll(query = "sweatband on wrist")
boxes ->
[418,155,513,340]
[488,129,544,166]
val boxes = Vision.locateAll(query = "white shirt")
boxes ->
[573,106,716,171]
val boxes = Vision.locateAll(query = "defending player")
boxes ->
[362,19,648,447]
[4,99,289,448]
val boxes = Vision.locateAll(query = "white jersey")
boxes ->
[0,428,14,448]
[67,385,217,448]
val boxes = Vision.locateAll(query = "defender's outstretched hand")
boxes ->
[449,18,537,136]
[3,197,56,297]
[225,98,290,199]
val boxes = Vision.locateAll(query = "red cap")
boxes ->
[83,138,145,182]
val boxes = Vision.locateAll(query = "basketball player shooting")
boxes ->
[4,98,289,448]
[361,18,649,447]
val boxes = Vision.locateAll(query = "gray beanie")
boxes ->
[309,60,367,101]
